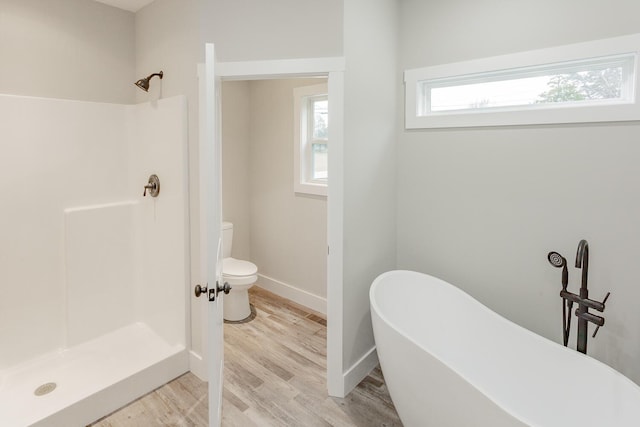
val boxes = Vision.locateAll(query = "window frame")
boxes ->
[294,83,328,196]
[404,33,640,129]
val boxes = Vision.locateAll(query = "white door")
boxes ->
[199,43,224,427]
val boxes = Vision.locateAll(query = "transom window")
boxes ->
[421,54,634,114]
[405,33,640,128]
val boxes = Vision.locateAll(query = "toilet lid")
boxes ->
[223,258,258,277]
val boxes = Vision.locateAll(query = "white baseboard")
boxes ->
[256,273,327,315]
[343,346,378,396]
[189,350,207,382]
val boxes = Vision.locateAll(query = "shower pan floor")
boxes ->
[0,322,188,427]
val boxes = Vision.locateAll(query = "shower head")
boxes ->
[548,251,568,288]
[134,71,163,92]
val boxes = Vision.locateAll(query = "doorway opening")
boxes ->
[220,76,329,319]
[203,55,346,417]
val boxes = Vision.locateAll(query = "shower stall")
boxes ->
[0,93,189,426]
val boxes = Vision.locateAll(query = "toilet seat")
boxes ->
[223,258,257,277]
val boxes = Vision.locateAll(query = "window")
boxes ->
[405,34,640,128]
[423,55,633,113]
[294,83,328,196]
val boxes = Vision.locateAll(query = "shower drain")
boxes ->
[34,382,56,396]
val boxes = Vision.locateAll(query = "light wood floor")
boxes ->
[91,287,402,426]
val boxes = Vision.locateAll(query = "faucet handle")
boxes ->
[575,308,604,325]
[592,325,603,338]
[581,291,611,312]
[143,174,160,197]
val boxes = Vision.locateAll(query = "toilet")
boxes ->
[222,222,258,321]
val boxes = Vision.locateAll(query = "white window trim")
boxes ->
[294,83,328,197]
[405,33,640,129]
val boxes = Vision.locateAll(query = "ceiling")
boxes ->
[92,0,155,12]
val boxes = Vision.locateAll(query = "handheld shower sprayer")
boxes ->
[134,71,163,92]
[547,251,568,289]
[548,251,572,346]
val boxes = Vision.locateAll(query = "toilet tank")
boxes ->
[222,222,233,258]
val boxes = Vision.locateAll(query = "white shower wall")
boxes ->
[127,96,189,347]
[0,94,188,370]
[64,201,138,347]
[0,95,128,368]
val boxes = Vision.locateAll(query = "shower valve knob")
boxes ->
[143,174,160,197]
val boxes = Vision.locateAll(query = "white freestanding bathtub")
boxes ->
[370,270,640,427]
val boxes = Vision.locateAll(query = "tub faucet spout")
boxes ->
[575,240,589,289]
[575,240,589,353]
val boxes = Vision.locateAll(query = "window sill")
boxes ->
[295,182,327,197]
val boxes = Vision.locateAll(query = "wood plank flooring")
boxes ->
[91,287,402,426]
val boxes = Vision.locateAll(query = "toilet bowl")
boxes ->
[222,222,258,321]
[222,258,258,321]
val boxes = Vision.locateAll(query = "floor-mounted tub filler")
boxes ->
[370,270,640,427]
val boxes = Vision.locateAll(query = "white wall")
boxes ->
[340,0,398,387]
[397,0,640,384]
[207,0,343,62]
[0,0,135,103]
[221,78,328,303]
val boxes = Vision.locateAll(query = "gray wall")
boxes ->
[135,0,199,104]
[0,0,136,103]
[207,0,343,61]
[397,0,640,384]
[221,79,328,299]
[249,79,328,298]
[341,0,398,371]
[221,81,252,261]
